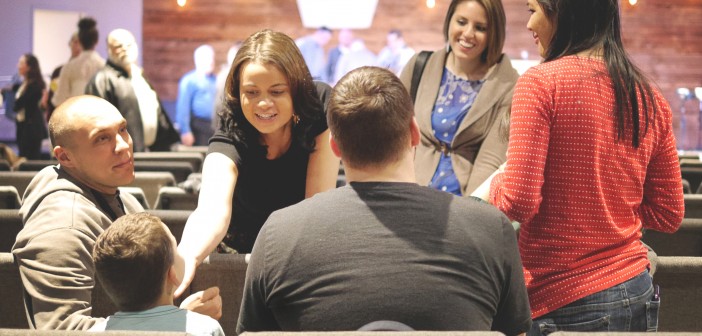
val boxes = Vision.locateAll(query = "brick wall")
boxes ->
[143,0,702,148]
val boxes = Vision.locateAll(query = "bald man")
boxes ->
[86,29,179,152]
[12,96,221,330]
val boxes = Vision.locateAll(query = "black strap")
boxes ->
[410,50,433,103]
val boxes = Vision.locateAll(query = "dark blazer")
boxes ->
[86,60,180,152]
[13,81,48,141]
[400,48,519,194]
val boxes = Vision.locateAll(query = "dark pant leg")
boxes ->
[190,117,214,146]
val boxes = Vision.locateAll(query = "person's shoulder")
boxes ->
[267,187,344,223]
[527,56,579,76]
[184,309,224,335]
[60,56,80,73]
[19,189,107,238]
[87,50,106,63]
[449,194,510,223]
[492,54,519,82]
[179,69,198,83]
[88,319,107,331]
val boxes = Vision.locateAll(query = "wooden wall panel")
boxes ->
[143,0,702,148]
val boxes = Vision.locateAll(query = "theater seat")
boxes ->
[0,210,22,252]
[654,256,702,331]
[154,187,198,211]
[118,186,149,210]
[684,194,702,218]
[0,253,29,329]
[682,179,692,194]
[642,218,702,257]
[0,330,188,335]
[146,209,192,243]
[127,172,176,209]
[15,160,57,172]
[0,186,21,210]
[241,332,506,336]
[134,161,194,183]
[134,152,204,173]
[0,171,38,198]
[191,253,248,336]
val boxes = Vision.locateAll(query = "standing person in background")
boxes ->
[176,44,217,146]
[324,28,354,84]
[330,38,377,86]
[399,0,518,196]
[43,32,82,121]
[295,27,332,81]
[377,29,415,76]
[175,29,339,298]
[13,54,47,160]
[472,0,684,333]
[0,73,22,122]
[52,17,105,107]
[86,28,179,152]
[213,41,242,131]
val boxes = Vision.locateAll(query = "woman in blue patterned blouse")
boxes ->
[399,0,519,195]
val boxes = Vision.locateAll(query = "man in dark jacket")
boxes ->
[86,28,179,152]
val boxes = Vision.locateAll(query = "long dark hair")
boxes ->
[219,29,322,154]
[537,0,657,148]
[22,54,46,90]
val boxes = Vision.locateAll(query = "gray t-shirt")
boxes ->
[90,305,224,336]
[237,182,531,335]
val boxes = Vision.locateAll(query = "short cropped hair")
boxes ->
[93,213,174,312]
[443,0,506,66]
[327,66,414,169]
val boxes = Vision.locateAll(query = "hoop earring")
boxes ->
[292,114,300,125]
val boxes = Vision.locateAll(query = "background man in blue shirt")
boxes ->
[176,44,216,146]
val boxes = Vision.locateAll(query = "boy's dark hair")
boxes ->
[93,212,174,312]
[327,66,414,169]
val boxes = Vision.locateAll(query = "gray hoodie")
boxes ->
[12,165,143,330]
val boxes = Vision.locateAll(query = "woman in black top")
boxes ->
[176,29,340,294]
[14,53,47,160]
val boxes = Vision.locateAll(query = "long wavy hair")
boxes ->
[22,54,46,90]
[218,29,322,154]
[537,0,658,148]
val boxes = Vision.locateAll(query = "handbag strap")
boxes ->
[410,50,433,103]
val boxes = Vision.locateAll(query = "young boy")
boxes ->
[90,212,224,335]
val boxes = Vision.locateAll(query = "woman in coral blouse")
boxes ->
[473,0,684,333]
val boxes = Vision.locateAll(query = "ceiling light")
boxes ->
[296,0,378,29]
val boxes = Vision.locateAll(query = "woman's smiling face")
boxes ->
[239,61,294,138]
[447,1,489,64]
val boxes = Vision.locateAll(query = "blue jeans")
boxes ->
[528,271,660,335]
